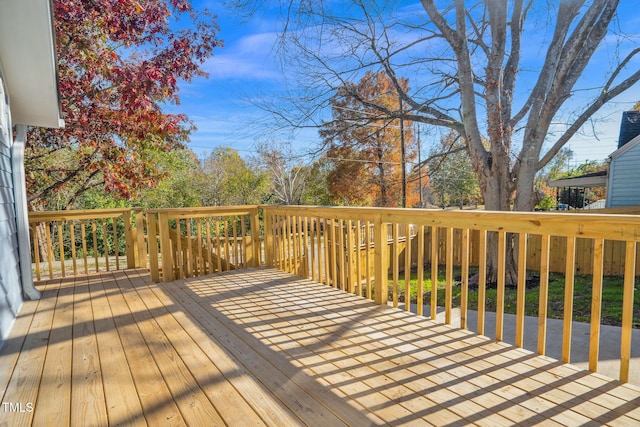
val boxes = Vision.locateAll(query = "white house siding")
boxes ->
[608,141,640,207]
[0,73,22,344]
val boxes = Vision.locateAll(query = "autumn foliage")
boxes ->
[321,71,420,207]
[26,0,220,208]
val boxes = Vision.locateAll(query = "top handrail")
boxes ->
[261,205,640,241]
[28,208,133,222]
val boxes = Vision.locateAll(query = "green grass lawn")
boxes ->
[389,267,640,327]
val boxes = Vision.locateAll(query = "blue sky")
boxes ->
[176,1,640,167]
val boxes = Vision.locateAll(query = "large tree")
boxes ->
[200,147,268,206]
[320,70,419,207]
[245,0,640,212]
[27,0,220,209]
[236,0,640,283]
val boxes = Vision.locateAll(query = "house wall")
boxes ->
[608,141,640,207]
[0,71,22,344]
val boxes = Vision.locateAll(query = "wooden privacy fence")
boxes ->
[262,205,640,383]
[147,206,261,282]
[28,208,146,280]
[405,228,640,276]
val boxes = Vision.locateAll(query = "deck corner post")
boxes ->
[251,207,261,267]
[158,212,175,282]
[263,207,274,267]
[373,213,388,305]
[134,209,147,269]
[123,209,136,269]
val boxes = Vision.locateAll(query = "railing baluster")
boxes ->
[70,220,77,276]
[537,234,551,355]
[57,221,65,277]
[312,217,317,281]
[460,228,470,329]
[323,217,331,286]
[81,220,88,275]
[496,230,506,341]
[310,216,317,281]
[148,213,160,282]
[430,226,437,320]
[392,223,399,308]
[102,218,109,271]
[276,214,282,270]
[355,220,362,294]
[620,241,636,382]
[205,217,213,274]
[92,219,98,272]
[373,214,387,305]
[292,215,299,276]
[346,219,354,292]
[445,227,454,325]
[329,218,338,288]
[45,221,54,279]
[225,216,231,271]
[176,219,184,279]
[562,236,576,362]
[113,217,120,270]
[32,224,41,281]
[364,220,371,298]
[515,232,528,348]
[417,225,425,317]
[186,218,193,277]
[338,219,346,289]
[197,218,204,274]
[216,217,223,272]
[589,238,605,372]
[301,216,308,278]
[404,223,412,312]
[477,229,487,336]
[232,216,239,269]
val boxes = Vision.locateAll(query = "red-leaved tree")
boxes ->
[26,0,220,209]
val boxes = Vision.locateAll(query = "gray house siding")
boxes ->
[608,140,640,207]
[0,72,22,344]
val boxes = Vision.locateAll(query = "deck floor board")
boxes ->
[2,267,640,426]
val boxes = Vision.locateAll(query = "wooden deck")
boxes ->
[2,269,640,426]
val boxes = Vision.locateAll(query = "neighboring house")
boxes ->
[606,111,640,208]
[0,1,63,344]
[549,110,640,209]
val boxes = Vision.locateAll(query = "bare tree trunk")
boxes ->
[479,166,519,286]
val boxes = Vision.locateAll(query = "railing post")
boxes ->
[264,208,274,267]
[135,209,147,269]
[123,210,136,269]
[373,213,388,305]
[251,207,261,267]
[148,213,160,282]
[158,212,175,282]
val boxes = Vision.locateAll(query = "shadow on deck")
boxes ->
[2,268,640,426]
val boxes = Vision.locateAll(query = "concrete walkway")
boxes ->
[393,303,640,386]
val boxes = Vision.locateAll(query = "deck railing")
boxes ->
[147,206,261,282]
[28,205,640,384]
[28,208,145,280]
[261,205,640,383]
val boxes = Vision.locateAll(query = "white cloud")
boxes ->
[204,32,283,81]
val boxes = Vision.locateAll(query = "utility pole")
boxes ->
[417,124,423,208]
[399,96,407,208]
